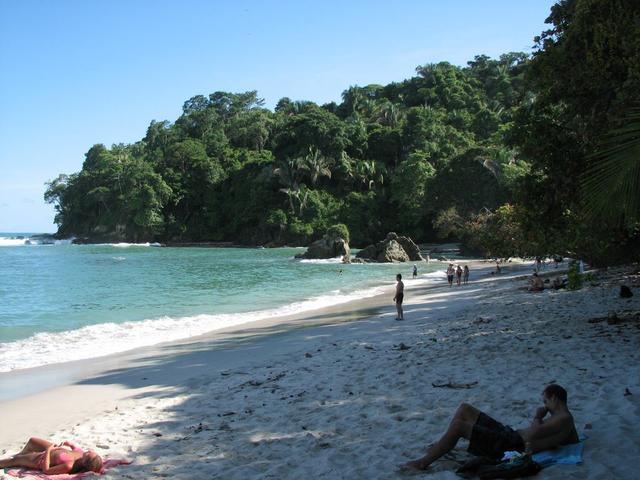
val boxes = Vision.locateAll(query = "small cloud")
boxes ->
[22,198,36,204]
[0,203,9,208]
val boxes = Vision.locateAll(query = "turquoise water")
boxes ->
[0,234,444,372]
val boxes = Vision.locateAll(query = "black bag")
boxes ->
[476,454,541,479]
[455,456,501,478]
[620,285,633,298]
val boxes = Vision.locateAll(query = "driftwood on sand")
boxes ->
[432,381,479,389]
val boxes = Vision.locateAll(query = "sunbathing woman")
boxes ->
[0,437,103,475]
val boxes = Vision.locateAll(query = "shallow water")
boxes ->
[0,234,445,371]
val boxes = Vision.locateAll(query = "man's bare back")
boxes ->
[518,403,578,452]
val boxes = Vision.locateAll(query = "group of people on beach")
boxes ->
[446,263,469,286]
[529,272,569,292]
[2,258,581,478]
[394,263,472,321]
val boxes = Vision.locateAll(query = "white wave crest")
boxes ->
[0,284,387,372]
[102,242,152,247]
[0,236,74,246]
[0,236,28,246]
[298,257,345,264]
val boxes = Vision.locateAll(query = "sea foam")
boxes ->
[0,284,389,372]
[0,235,74,246]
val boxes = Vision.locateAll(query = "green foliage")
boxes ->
[326,223,350,243]
[567,261,583,290]
[470,204,529,258]
[287,219,314,244]
[44,46,544,248]
[510,0,640,264]
[432,206,464,240]
[582,106,640,225]
[339,191,383,246]
[390,150,436,237]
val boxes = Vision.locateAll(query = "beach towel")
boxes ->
[5,458,131,479]
[532,441,584,467]
[503,440,584,468]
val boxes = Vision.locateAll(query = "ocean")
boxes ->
[0,234,445,372]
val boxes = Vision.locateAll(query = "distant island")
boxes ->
[45,5,640,266]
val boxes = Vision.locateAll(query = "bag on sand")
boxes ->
[455,456,500,478]
[476,454,541,479]
[620,285,633,298]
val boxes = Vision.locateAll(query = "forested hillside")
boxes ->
[46,0,640,264]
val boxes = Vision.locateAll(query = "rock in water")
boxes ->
[295,234,350,260]
[395,235,424,261]
[355,232,420,263]
[377,239,409,262]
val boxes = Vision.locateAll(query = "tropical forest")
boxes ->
[45,0,640,265]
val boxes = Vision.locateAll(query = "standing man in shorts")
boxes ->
[447,264,455,287]
[393,273,404,321]
[401,384,579,471]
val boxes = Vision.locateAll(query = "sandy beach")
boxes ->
[1,261,639,479]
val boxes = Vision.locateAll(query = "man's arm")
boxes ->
[531,407,548,425]
[527,413,573,440]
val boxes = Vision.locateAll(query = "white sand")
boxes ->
[1,262,639,479]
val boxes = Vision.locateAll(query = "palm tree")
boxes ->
[278,187,298,216]
[342,86,364,117]
[374,100,404,128]
[273,158,304,214]
[354,160,385,190]
[582,108,640,224]
[475,148,516,182]
[298,147,332,186]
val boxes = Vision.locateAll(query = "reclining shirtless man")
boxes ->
[402,384,578,471]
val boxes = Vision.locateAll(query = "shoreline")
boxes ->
[4,260,635,479]
[0,259,515,398]
[0,255,487,376]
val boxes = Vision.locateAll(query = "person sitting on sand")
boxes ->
[402,384,579,472]
[552,277,567,290]
[0,437,103,475]
[529,272,545,292]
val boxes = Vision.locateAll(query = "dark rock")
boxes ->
[395,235,424,261]
[295,233,350,260]
[349,257,368,264]
[355,232,422,263]
[377,239,409,262]
[356,244,377,260]
[607,312,620,325]
[620,285,633,298]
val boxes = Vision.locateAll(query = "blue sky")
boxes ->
[0,0,557,233]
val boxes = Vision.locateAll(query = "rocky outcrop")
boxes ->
[355,232,424,263]
[395,235,423,261]
[295,233,350,261]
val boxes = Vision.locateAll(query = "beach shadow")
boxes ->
[62,271,550,477]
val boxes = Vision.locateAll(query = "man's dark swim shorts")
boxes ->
[395,293,404,303]
[468,412,525,459]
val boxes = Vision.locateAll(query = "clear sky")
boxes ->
[0,0,557,233]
